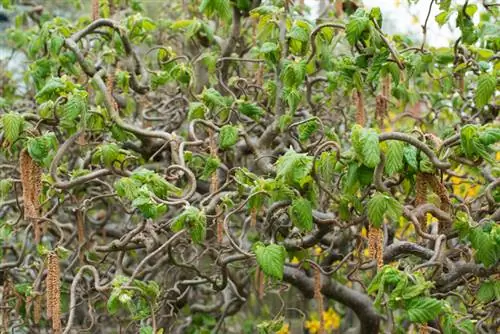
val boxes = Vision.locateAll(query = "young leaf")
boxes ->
[218,125,239,150]
[297,119,319,142]
[361,129,381,168]
[254,242,287,279]
[367,192,402,228]
[275,149,313,186]
[1,112,24,145]
[406,297,443,323]
[475,73,496,109]
[201,156,220,180]
[385,141,404,176]
[238,102,265,120]
[171,206,207,243]
[289,197,313,232]
[346,10,370,45]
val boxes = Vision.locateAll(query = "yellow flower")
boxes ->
[290,256,300,265]
[314,246,323,256]
[323,308,341,330]
[361,227,367,238]
[276,323,290,334]
[305,319,321,334]
[363,248,370,257]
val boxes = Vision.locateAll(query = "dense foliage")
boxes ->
[0,0,498,333]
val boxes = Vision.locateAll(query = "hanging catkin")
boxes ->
[33,294,41,324]
[20,150,43,242]
[415,172,428,231]
[91,0,99,21]
[353,89,366,126]
[368,226,384,269]
[46,252,61,334]
[376,75,391,127]
[314,266,325,334]
[427,175,451,234]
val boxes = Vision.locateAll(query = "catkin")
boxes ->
[427,175,451,234]
[91,0,99,21]
[353,89,365,126]
[76,209,86,263]
[255,267,265,300]
[2,278,11,332]
[216,206,223,244]
[368,226,384,269]
[20,150,43,242]
[46,252,61,334]
[415,172,428,231]
[33,294,41,324]
[314,266,325,334]
[106,70,118,112]
[335,0,344,17]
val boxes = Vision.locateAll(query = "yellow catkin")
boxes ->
[314,266,325,334]
[368,226,384,269]
[91,0,99,21]
[20,150,43,242]
[46,252,61,334]
[353,89,365,126]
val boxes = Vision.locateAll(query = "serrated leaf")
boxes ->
[385,141,404,176]
[201,156,220,180]
[254,242,286,279]
[403,145,418,170]
[346,10,370,45]
[297,119,319,142]
[276,149,313,187]
[35,77,65,102]
[199,0,231,21]
[475,73,496,108]
[171,206,207,243]
[238,102,265,120]
[1,112,24,145]
[406,297,443,323]
[218,125,239,150]
[367,192,402,228]
[289,198,313,232]
[361,129,381,168]
[477,280,496,303]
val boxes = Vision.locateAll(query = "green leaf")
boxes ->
[403,145,418,171]
[238,102,265,120]
[254,242,286,279]
[435,11,450,26]
[315,151,337,184]
[361,129,381,168]
[276,149,313,186]
[385,141,404,176]
[475,73,496,109]
[188,102,208,120]
[346,9,370,45]
[406,297,443,323]
[218,125,239,150]
[114,177,142,200]
[49,36,65,57]
[0,179,12,200]
[289,198,313,232]
[367,192,402,228]
[171,206,207,243]
[199,0,231,21]
[297,119,319,142]
[201,156,220,181]
[35,77,65,103]
[1,112,24,145]
[477,280,497,303]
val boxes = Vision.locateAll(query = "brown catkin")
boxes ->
[368,226,384,269]
[20,150,43,242]
[353,89,365,126]
[2,278,12,332]
[314,266,325,334]
[415,172,428,231]
[420,324,429,334]
[33,294,41,324]
[46,252,61,334]
[256,267,265,300]
[335,0,344,18]
[250,208,257,228]
[91,0,99,21]
[375,94,386,128]
[76,209,86,263]
[106,71,118,112]
[428,175,451,234]
[216,206,223,244]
